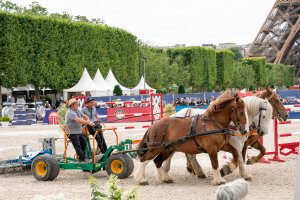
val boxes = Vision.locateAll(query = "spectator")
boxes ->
[190,98,195,106]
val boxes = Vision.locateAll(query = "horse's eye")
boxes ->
[263,116,266,119]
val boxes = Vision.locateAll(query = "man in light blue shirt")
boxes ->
[65,98,95,162]
[82,97,107,153]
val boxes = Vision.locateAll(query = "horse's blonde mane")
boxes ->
[242,96,272,118]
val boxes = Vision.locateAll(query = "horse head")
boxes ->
[206,90,248,134]
[256,87,288,122]
[244,96,273,136]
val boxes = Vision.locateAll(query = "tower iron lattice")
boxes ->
[247,0,300,78]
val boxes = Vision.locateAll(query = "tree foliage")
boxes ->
[242,57,267,87]
[228,47,243,61]
[216,50,234,89]
[113,85,123,96]
[231,62,255,89]
[0,11,139,97]
[178,85,185,94]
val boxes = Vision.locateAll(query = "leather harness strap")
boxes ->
[189,115,206,153]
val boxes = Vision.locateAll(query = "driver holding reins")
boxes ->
[81,97,108,154]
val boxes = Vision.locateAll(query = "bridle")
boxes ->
[254,101,268,135]
[267,94,282,119]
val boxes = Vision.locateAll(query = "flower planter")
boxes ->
[1,121,9,127]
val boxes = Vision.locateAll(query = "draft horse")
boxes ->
[134,91,247,185]
[244,87,288,164]
[166,87,283,179]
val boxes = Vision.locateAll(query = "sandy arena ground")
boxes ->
[0,123,298,200]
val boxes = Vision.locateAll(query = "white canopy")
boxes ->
[1,87,12,95]
[93,69,113,96]
[131,76,156,95]
[13,84,35,91]
[131,76,155,90]
[105,69,130,95]
[63,68,102,99]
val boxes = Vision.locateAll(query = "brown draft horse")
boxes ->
[243,87,288,164]
[134,91,247,185]
[182,87,288,177]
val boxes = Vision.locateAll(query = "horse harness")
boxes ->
[141,114,237,153]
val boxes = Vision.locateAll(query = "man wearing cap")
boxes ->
[82,97,108,153]
[65,98,95,162]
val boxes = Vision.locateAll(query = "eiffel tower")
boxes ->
[247,0,300,78]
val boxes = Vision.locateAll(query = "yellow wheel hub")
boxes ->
[36,161,47,176]
[111,160,124,174]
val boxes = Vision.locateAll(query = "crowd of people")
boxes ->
[174,96,216,107]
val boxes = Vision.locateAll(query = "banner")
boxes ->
[107,107,152,122]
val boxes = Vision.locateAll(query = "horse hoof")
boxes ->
[164,179,174,184]
[244,176,253,181]
[246,160,254,165]
[220,165,232,177]
[187,167,194,174]
[211,179,226,186]
[198,174,206,179]
[139,181,149,186]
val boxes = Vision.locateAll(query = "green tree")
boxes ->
[24,1,47,16]
[228,47,243,61]
[216,50,234,89]
[0,13,28,107]
[178,85,185,94]
[231,62,255,89]
[242,57,267,88]
[113,85,123,96]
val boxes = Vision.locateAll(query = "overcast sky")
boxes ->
[10,0,275,46]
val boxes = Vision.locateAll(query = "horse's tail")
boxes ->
[137,129,149,159]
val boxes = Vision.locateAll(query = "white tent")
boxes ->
[1,87,12,95]
[13,84,35,91]
[105,69,130,95]
[93,69,113,96]
[63,68,102,99]
[131,76,156,95]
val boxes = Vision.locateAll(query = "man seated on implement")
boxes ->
[65,98,95,162]
[81,97,108,153]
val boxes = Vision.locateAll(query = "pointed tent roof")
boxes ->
[13,84,35,91]
[131,76,155,90]
[64,68,100,92]
[93,69,112,91]
[105,69,129,90]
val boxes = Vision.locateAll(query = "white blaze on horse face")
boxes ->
[257,100,273,135]
[243,96,272,135]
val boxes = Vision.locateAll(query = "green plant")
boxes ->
[57,103,67,128]
[113,85,123,96]
[164,104,175,118]
[90,175,139,200]
[178,85,185,94]
[0,115,10,122]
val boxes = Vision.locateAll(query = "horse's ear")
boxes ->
[219,97,235,108]
[266,87,273,94]
[212,104,219,112]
